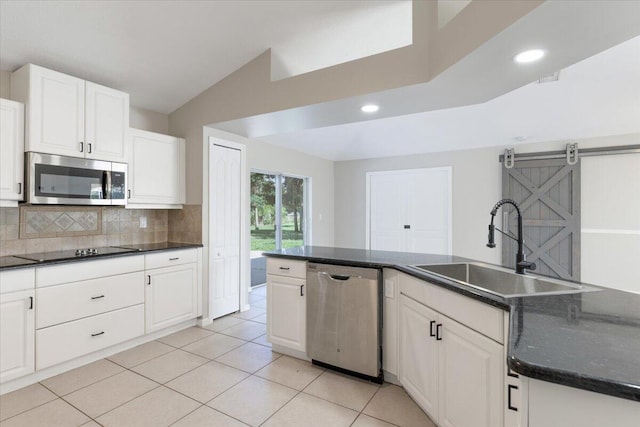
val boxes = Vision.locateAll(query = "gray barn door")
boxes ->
[502,158,580,280]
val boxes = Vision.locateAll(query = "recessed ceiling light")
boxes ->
[361,104,379,113]
[514,49,545,64]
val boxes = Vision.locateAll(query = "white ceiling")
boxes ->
[257,35,640,161]
[0,0,411,114]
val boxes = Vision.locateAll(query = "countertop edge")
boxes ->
[0,242,203,271]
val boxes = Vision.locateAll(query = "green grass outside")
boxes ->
[251,223,303,251]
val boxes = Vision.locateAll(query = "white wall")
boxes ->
[334,133,640,267]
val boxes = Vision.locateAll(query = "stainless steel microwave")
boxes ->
[26,152,127,205]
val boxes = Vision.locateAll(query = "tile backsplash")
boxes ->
[0,204,203,257]
[0,206,167,256]
[167,204,202,244]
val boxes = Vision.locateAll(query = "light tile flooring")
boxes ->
[0,286,436,427]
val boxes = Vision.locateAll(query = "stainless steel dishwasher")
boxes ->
[306,262,383,382]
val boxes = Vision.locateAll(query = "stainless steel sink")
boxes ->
[409,263,596,297]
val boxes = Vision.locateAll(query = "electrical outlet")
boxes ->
[139,216,147,228]
[384,279,395,298]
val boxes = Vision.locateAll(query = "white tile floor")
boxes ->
[0,286,436,427]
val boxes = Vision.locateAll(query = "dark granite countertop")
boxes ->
[0,256,38,269]
[0,242,202,271]
[264,246,640,401]
[116,242,202,253]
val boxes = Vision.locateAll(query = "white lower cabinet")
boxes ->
[37,305,144,369]
[399,295,439,416]
[528,378,640,427]
[398,271,504,427]
[266,258,307,355]
[0,290,35,383]
[145,263,197,333]
[267,274,306,353]
[438,313,503,427]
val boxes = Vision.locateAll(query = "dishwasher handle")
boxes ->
[318,271,362,281]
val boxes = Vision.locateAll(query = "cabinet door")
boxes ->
[267,274,306,353]
[399,294,440,420]
[26,65,85,157]
[438,315,503,427]
[129,129,185,205]
[85,82,129,162]
[0,99,24,203]
[0,290,35,383]
[145,264,197,333]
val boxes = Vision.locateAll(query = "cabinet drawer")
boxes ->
[36,304,144,369]
[0,268,35,294]
[36,271,144,329]
[267,258,307,279]
[145,249,197,270]
[37,255,144,288]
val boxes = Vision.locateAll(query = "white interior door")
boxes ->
[368,167,452,254]
[210,144,241,318]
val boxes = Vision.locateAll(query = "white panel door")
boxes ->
[26,65,85,157]
[0,99,24,202]
[406,168,452,254]
[370,172,407,251]
[439,316,503,427]
[210,144,241,318]
[399,295,439,420]
[0,290,35,383]
[85,82,129,162]
[369,167,452,254]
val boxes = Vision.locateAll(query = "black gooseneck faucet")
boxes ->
[487,199,536,274]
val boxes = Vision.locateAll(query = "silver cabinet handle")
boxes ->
[91,295,105,300]
[91,331,104,337]
[279,266,290,271]
[169,257,179,261]
[127,189,131,199]
[17,182,22,195]
[147,275,151,285]
[88,143,92,153]
[300,285,304,296]
[29,296,33,310]
[80,141,84,152]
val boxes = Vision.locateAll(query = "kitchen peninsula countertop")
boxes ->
[0,242,202,271]
[264,246,640,401]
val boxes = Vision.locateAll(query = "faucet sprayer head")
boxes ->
[487,214,496,248]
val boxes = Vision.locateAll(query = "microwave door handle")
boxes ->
[103,171,111,200]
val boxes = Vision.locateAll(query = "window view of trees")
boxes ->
[250,172,304,251]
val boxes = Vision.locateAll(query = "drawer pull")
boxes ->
[429,320,436,337]
[279,266,290,271]
[91,295,105,300]
[436,323,443,341]
[147,275,151,285]
[91,331,105,337]
[29,296,33,310]
[169,257,180,261]
[508,384,519,411]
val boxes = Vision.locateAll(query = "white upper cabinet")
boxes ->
[0,98,25,205]
[84,81,129,161]
[127,128,185,208]
[11,64,129,162]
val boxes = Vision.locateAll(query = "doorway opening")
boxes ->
[250,171,308,287]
